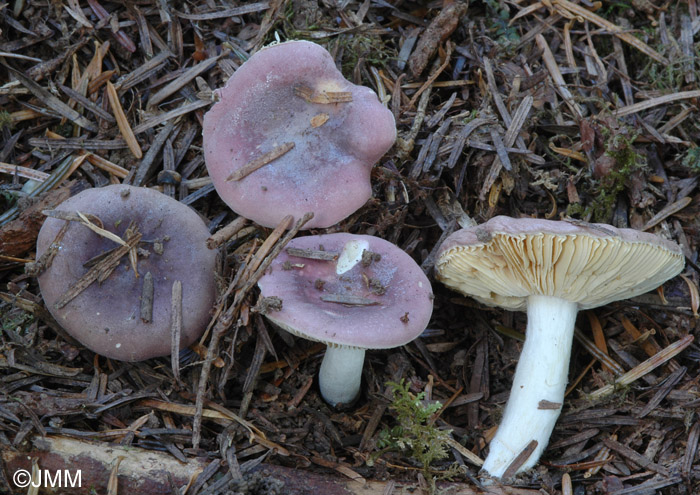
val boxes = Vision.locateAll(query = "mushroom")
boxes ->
[36,185,217,362]
[257,233,433,406]
[203,40,396,229]
[435,216,685,478]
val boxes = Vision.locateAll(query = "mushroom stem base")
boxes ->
[482,295,578,479]
[319,345,365,407]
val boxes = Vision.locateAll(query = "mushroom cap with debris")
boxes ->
[436,216,685,311]
[36,185,217,362]
[257,233,433,349]
[203,40,396,229]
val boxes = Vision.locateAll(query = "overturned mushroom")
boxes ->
[203,40,396,229]
[36,185,217,362]
[435,216,684,479]
[258,233,433,406]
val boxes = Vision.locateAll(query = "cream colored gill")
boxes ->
[436,232,684,311]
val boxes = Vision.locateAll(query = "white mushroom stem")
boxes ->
[482,295,578,479]
[319,344,366,407]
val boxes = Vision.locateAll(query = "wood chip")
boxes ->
[226,142,294,182]
[407,2,468,78]
[286,247,339,261]
[538,400,562,410]
[206,217,248,249]
[310,113,329,127]
[170,280,183,385]
[502,440,538,480]
[294,84,352,104]
[140,272,154,323]
[320,294,380,306]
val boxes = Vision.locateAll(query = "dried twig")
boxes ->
[226,142,295,182]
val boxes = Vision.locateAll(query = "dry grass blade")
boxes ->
[174,2,270,20]
[601,438,670,477]
[84,152,129,179]
[588,335,695,399]
[614,90,700,117]
[171,281,183,385]
[107,456,126,495]
[682,422,700,476]
[106,81,142,158]
[504,96,533,147]
[54,230,142,309]
[57,83,116,122]
[641,196,692,231]
[444,436,483,467]
[131,100,209,135]
[75,211,126,246]
[553,0,668,64]
[42,209,103,229]
[535,34,583,119]
[4,64,98,132]
[147,55,221,108]
[115,51,173,92]
[0,162,50,181]
[679,274,699,317]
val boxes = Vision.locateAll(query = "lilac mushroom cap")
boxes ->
[203,40,396,229]
[436,216,685,478]
[258,233,433,406]
[36,185,218,362]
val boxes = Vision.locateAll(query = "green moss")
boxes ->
[1,308,34,336]
[371,380,453,491]
[0,111,12,131]
[567,126,646,223]
[681,146,700,172]
[483,0,520,46]
[334,35,394,78]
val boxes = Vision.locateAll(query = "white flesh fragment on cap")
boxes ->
[481,295,577,478]
[336,239,370,275]
[319,345,366,406]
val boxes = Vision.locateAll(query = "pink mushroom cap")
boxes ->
[203,40,396,229]
[257,233,433,348]
[36,185,218,362]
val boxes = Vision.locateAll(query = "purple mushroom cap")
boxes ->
[258,233,433,348]
[203,40,397,229]
[36,185,218,362]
